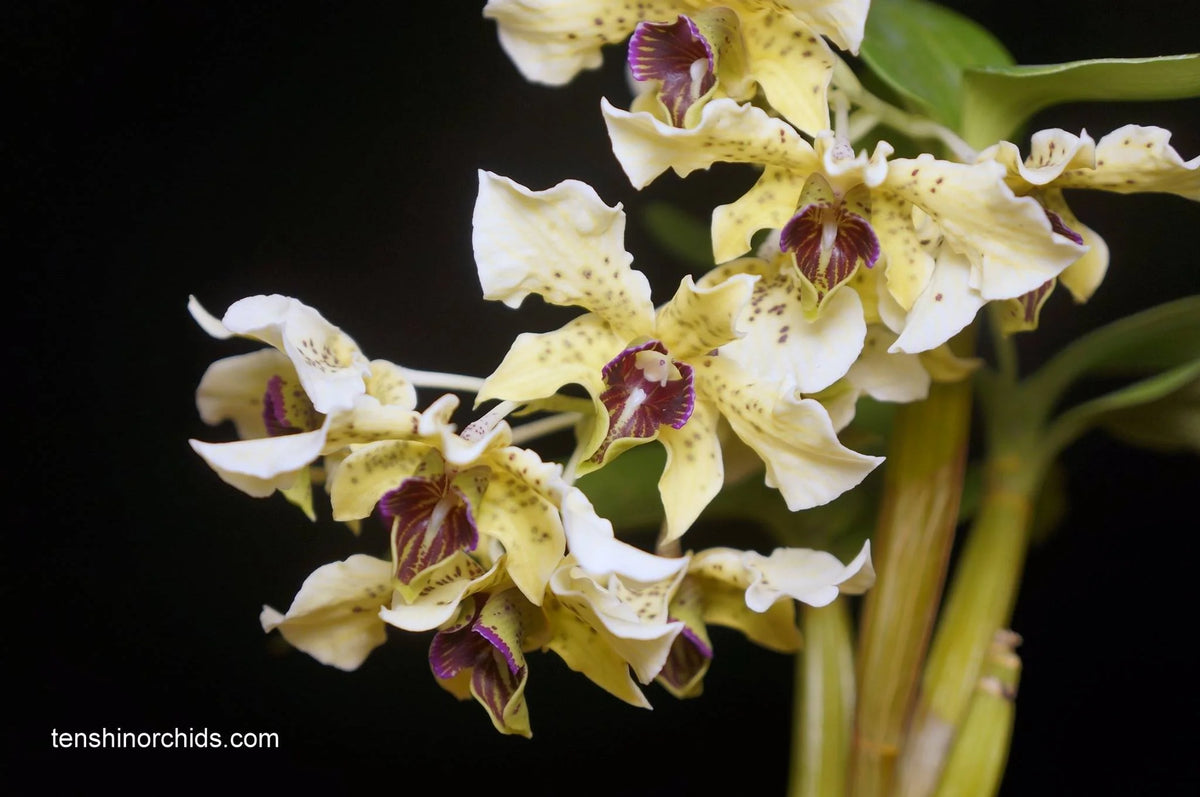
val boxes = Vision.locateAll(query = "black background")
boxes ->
[10,1,1199,793]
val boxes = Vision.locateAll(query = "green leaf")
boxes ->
[859,0,1013,131]
[963,54,1200,146]
[1027,295,1200,413]
[640,201,714,270]
[1099,376,1200,454]
[1043,358,1200,459]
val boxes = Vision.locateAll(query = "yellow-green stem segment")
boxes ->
[896,452,1041,797]
[790,601,856,797]
[847,369,974,797]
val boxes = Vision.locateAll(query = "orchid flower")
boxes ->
[977,125,1200,332]
[328,393,568,606]
[473,170,882,543]
[484,0,871,135]
[602,98,1087,353]
[658,540,874,697]
[189,294,421,518]
[543,551,689,708]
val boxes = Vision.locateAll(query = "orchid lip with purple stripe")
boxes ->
[781,197,880,305]
[593,340,696,462]
[628,16,716,127]
[380,473,480,584]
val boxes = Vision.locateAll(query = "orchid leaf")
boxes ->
[1044,358,1200,459]
[1027,295,1200,411]
[859,0,1013,131]
[1098,375,1200,454]
[963,54,1200,146]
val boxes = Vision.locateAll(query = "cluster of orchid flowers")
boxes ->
[188,0,1197,739]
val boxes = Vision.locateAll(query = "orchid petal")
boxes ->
[743,540,875,611]
[220,295,370,415]
[891,249,985,354]
[1058,125,1200,199]
[560,488,690,582]
[658,397,724,542]
[194,348,291,439]
[655,273,757,359]
[260,554,393,671]
[739,7,833,135]
[476,312,625,409]
[884,156,1086,302]
[687,548,802,651]
[603,97,819,190]
[483,0,676,86]
[696,356,883,510]
[474,171,655,340]
[713,166,808,263]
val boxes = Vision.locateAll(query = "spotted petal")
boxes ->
[194,348,291,439]
[890,249,986,354]
[474,446,568,604]
[483,0,677,86]
[739,6,833,135]
[882,156,1086,302]
[474,171,654,340]
[548,558,686,687]
[218,294,370,415]
[697,355,884,510]
[656,272,757,359]
[657,396,724,542]
[603,97,820,190]
[1057,125,1200,199]
[259,554,393,671]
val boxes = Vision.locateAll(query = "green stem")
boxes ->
[789,601,856,797]
[895,450,1041,797]
[847,364,974,797]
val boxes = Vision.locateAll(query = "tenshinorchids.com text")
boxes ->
[50,728,278,749]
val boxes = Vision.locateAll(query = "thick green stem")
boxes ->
[896,452,1041,797]
[790,601,856,797]
[847,371,974,797]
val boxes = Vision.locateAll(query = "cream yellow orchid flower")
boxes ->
[603,98,1087,352]
[189,294,422,518]
[543,551,689,708]
[328,394,568,607]
[657,540,873,697]
[484,0,870,135]
[473,170,882,543]
[977,125,1199,333]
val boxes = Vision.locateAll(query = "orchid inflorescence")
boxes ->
[188,0,1197,775]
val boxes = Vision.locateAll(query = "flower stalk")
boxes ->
[847,330,975,797]
[790,600,856,797]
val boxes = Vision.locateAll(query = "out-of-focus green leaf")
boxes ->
[641,201,713,269]
[1099,376,1200,454]
[1027,295,1200,412]
[860,0,1013,131]
[963,54,1200,146]
[1044,358,1200,458]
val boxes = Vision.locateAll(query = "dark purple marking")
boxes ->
[380,475,479,584]
[628,16,715,126]
[593,341,696,462]
[781,201,880,304]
